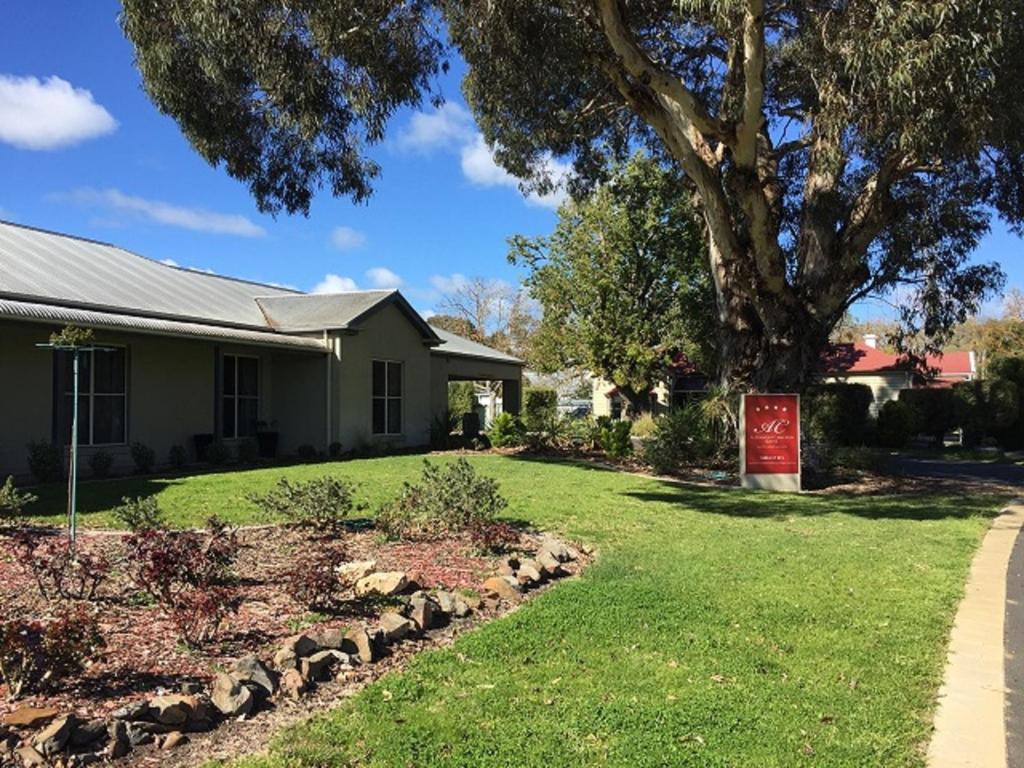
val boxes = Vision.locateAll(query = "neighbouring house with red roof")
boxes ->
[821,334,976,414]
[592,333,976,418]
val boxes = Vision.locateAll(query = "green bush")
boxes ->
[296,444,318,462]
[113,495,166,532]
[990,356,1024,450]
[876,400,914,448]
[130,442,156,474]
[630,413,658,438]
[87,450,114,479]
[640,407,713,474]
[236,437,259,464]
[804,383,874,446]
[448,381,476,418]
[168,444,188,470]
[26,441,62,484]
[0,476,37,525]
[376,458,507,540]
[899,389,957,446]
[248,476,362,536]
[597,417,632,459]
[523,388,558,431]
[953,379,1020,446]
[489,412,525,448]
[205,440,229,465]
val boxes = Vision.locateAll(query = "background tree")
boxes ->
[436,278,537,361]
[511,155,713,413]
[122,0,1023,390]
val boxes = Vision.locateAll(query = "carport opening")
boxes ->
[446,377,520,439]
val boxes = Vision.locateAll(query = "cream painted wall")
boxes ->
[332,303,434,450]
[0,322,56,478]
[591,376,671,419]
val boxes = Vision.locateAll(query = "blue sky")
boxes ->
[0,1,1020,320]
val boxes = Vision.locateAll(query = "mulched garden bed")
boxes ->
[0,524,528,724]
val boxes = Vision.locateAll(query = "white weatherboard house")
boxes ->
[0,221,523,480]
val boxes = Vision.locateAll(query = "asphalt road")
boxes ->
[890,456,1024,486]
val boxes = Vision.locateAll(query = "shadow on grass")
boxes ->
[23,477,181,522]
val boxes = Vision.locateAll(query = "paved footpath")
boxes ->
[928,500,1024,768]
[1006,521,1024,768]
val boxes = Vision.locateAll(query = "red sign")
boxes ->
[743,394,800,475]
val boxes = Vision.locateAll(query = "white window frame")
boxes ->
[61,346,128,447]
[222,353,260,439]
[371,359,403,436]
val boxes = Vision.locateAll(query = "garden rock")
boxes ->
[408,596,437,631]
[280,668,307,699]
[15,745,46,767]
[274,633,319,670]
[233,655,279,698]
[148,694,194,726]
[336,559,377,583]
[434,590,457,614]
[498,557,519,577]
[539,538,572,563]
[537,551,565,577]
[211,673,254,718]
[310,627,345,651]
[2,707,60,729]
[355,571,408,597]
[342,627,381,663]
[516,559,544,586]
[162,731,188,750]
[379,611,414,642]
[126,723,154,747]
[106,721,129,759]
[110,701,150,721]
[461,593,483,611]
[300,650,348,682]
[69,719,107,748]
[482,575,523,602]
[33,714,75,757]
[453,597,472,618]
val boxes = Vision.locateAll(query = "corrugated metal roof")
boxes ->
[0,298,325,351]
[0,220,297,329]
[257,291,396,331]
[430,326,523,365]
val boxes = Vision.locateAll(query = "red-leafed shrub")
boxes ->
[467,519,522,554]
[0,606,104,699]
[12,533,111,602]
[285,545,349,611]
[170,587,239,648]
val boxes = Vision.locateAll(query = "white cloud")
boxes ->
[0,205,14,221]
[396,103,475,153]
[420,308,437,320]
[365,267,403,289]
[313,274,359,294]
[0,74,117,150]
[63,188,265,237]
[160,258,179,267]
[460,134,569,210]
[429,273,469,295]
[330,225,367,250]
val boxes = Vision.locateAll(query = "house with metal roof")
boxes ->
[0,220,523,479]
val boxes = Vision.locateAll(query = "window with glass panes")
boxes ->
[222,355,259,438]
[57,348,127,446]
[371,360,402,435]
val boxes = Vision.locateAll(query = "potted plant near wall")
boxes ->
[256,420,279,459]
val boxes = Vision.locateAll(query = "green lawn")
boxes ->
[21,455,1007,766]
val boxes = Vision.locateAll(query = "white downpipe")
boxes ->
[324,331,332,449]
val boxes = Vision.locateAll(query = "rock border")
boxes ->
[0,536,590,768]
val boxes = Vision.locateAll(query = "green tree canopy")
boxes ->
[122,0,1023,389]
[511,155,712,411]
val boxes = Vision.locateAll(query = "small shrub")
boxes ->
[0,476,37,526]
[12,533,111,601]
[629,413,658,439]
[448,381,476,420]
[236,437,259,464]
[488,412,525,448]
[170,586,239,647]
[285,546,349,611]
[377,459,507,541]
[296,444,318,462]
[640,408,712,474]
[877,399,914,448]
[328,441,344,458]
[113,495,165,532]
[597,417,632,459]
[130,442,156,474]
[247,476,361,536]
[87,450,114,479]
[804,383,874,447]
[523,388,558,432]
[26,441,62,483]
[168,444,188,470]
[899,388,957,446]
[205,440,230,466]
[467,519,521,554]
[0,607,104,699]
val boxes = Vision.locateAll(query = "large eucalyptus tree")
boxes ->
[121,0,1022,389]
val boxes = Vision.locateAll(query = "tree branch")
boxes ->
[734,0,765,168]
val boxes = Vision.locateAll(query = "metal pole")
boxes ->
[69,349,79,547]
